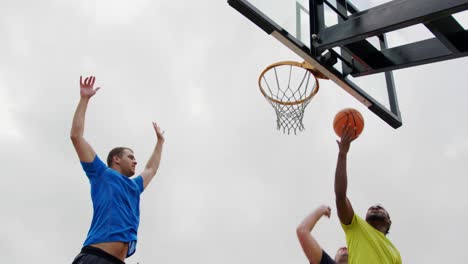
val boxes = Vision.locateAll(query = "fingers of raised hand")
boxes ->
[85,76,94,87]
[158,127,166,136]
[341,124,350,137]
[84,77,90,86]
[80,75,96,88]
[153,122,165,136]
[341,124,356,141]
[80,76,100,98]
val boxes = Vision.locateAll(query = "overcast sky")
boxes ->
[1,0,467,263]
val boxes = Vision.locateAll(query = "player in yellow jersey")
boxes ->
[334,125,402,264]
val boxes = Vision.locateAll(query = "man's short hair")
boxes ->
[107,147,133,167]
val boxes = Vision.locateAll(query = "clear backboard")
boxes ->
[228,0,468,128]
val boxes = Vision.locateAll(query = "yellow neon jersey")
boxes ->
[341,214,402,264]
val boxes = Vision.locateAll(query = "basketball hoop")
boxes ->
[258,61,328,134]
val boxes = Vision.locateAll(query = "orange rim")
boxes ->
[258,61,326,106]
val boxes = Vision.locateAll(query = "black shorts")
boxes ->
[72,246,126,264]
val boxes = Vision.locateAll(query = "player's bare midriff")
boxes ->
[91,241,129,261]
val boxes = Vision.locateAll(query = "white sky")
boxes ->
[1,0,467,263]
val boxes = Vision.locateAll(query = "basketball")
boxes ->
[333,108,365,138]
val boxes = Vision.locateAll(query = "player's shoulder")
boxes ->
[319,250,337,264]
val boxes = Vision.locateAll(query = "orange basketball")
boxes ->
[333,108,365,138]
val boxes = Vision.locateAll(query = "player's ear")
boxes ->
[386,219,392,234]
[113,155,121,165]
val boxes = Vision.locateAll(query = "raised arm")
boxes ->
[140,122,165,189]
[70,76,101,162]
[296,205,332,264]
[335,125,355,225]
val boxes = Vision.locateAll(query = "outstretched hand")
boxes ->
[152,122,165,143]
[80,76,100,99]
[336,124,356,155]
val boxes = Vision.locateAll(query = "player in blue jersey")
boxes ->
[70,76,165,264]
[297,205,348,264]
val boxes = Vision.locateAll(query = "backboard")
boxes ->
[228,0,468,128]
